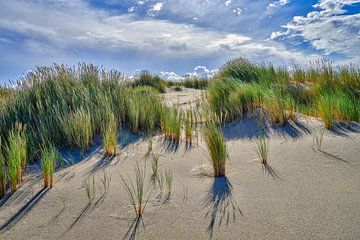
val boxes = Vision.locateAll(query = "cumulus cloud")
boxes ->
[0,0,313,64]
[148,2,163,16]
[159,66,219,81]
[271,0,360,60]
[267,0,290,10]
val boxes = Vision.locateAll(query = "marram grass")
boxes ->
[40,145,58,188]
[0,139,6,197]
[203,121,227,177]
[208,58,360,128]
[102,112,118,156]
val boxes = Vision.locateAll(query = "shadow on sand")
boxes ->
[203,176,242,239]
[160,138,179,153]
[318,149,350,163]
[222,114,311,140]
[262,163,284,181]
[329,121,360,137]
[122,216,145,240]
[89,154,117,174]
[0,187,49,232]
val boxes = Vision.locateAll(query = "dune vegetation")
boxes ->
[0,58,359,204]
[208,58,360,128]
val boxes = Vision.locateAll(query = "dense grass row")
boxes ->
[167,77,210,90]
[209,58,360,128]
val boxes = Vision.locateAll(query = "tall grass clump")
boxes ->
[203,121,227,177]
[181,78,210,89]
[40,145,59,188]
[102,112,118,156]
[132,71,166,93]
[121,163,149,218]
[62,109,93,151]
[317,94,335,129]
[0,140,6,197]
[184,110,192,145]
[6,124,27,191]
[161,108,181,142]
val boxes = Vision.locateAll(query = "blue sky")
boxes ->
[0,0,359,83]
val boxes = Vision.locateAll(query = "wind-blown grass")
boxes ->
[203,121,227,177]
[62,108,93,152]
[208,58,360,128]
[6,124,27,191]
[102,112,117,156]
[121,163,149,218]
[0,64,167,165]
[40,145,58,188]
[0,140,6,198]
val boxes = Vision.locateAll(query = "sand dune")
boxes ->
[0,89,360,240]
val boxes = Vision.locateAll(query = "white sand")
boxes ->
[0,89,360,240]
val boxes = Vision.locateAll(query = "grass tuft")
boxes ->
[102,112,118,156]
[40,144,59,188]
[121,163,149,218]
[203,121,227,177]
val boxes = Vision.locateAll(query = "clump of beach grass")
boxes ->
[62,108,93,152]
[40,145,59,188]
[102,112,118,156]
[121,163,149,218]
[0,141,6,197]
[6,123,27,191]
[184,110,192,145]
[203,121,227,177]
[317,94,335,129]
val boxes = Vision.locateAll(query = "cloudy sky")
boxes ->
[0,0,359,82]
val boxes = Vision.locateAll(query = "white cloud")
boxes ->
[225,0,233,7]
[159,71,184,81]
[159,66,219,81]
[0,0,316,65]
[271,0,360,60]
[128,6,135,13]
[267,0,290,10]
[233,8,242,16]
[148,2,163,16]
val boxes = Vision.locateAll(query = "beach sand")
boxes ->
[0,88,359,240]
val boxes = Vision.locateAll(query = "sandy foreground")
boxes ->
[0,88,360,240]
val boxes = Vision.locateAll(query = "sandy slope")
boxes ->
[0,89,360,240]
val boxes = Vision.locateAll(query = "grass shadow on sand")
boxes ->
[203,176,243,239]
[262,163,285,181]
[66,203,92,232]
[160,138,179,153]
[122,216,145,240]
[329,122,360,137]
[318,150,350,164]
[222,114,311,141]
[89,154,117,174]
[0,187,49,232]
